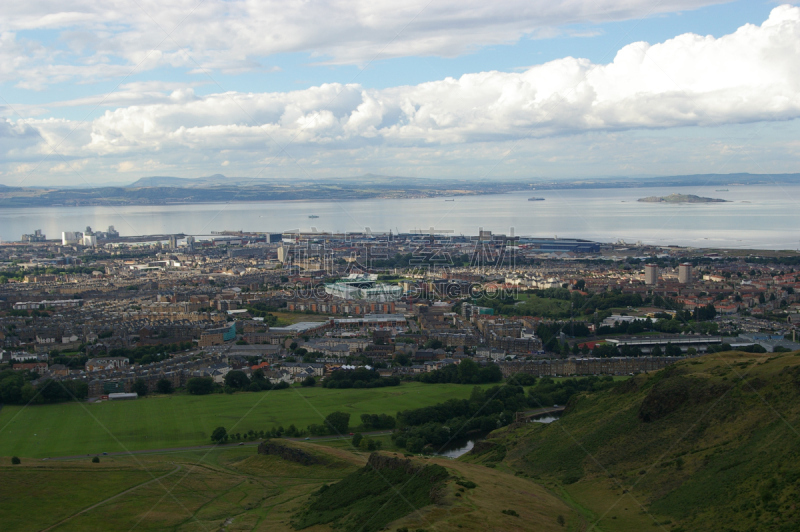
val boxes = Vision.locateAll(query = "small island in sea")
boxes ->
[637,193,728,204]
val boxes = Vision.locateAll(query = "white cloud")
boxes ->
[0,0,726,87]
[74,6,800,150]
[4,5,800,183]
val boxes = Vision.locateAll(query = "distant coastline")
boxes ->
[0,172,795,208]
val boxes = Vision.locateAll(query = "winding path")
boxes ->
[40,464,182,531]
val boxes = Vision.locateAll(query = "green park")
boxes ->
[0,382,487,458]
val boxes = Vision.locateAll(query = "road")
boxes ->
[45,430,394,461]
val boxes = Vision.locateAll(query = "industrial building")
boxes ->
[325,274,402,302]
[520,237,601,253]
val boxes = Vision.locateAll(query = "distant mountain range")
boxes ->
[0,172,798,208]
[125,172,800,189]
[124,173,488,189]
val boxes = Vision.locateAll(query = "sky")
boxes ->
[0,0,798,186]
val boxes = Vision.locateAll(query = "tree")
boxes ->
[424,339,443,349]
[301,376,316,387]
[664,342,682,357]
[560,342,570,357]
[92,456,100,463]
[224,370,250,389]
[156,378,174,394]
[652,345,663,356]
[352,433,363,447]
[132,378,148,396]
[211,426,228,443]
[11,456,20,464]
[324,411,350,435]
[187,376,214,395]
[457,359,480,383]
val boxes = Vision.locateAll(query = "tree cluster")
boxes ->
[308,411,351,436]
[107,342,193,364]
[392,386,525,453]
[351,432,383,451]
[0,371,88,404]
[323,368,399,389]
[416,359,502,385]
[526,376,616,407]
[360,413,396,430]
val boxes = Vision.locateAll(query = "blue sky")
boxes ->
[0,0,798,185]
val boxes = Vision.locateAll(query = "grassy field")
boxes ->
[0,443,364,531]
[510,293,572,316]
[0,441,580,532]
[0,382,487,458]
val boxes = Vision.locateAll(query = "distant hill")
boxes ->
[126,176,196,187]
[463,352,800,531]
[123,171,800,189]
[126,174,258,188]
[638,193,728,203]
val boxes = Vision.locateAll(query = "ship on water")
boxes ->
[528,197,545,201]
[308,215,319,218]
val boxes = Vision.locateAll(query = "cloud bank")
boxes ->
[0,0,725,88]
[3,4,800,182]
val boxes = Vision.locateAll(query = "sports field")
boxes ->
[0,382,485,458]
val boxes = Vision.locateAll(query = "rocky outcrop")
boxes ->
[257,440,323,465]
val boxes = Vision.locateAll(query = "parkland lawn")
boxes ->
[0,382,487,458]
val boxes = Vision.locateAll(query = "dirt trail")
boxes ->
[40,464,182,531]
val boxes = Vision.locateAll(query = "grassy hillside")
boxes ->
[0,442,363,531]
[0,383,486,458]
[1,438,578,532]
[293,451,581,532]
[293,453,450,531]
[463,351,800,531]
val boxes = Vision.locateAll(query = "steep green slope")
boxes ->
[292,453,449,532]
[463,352,800,531]
[292,451,581,532]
